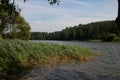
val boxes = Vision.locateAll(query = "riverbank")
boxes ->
[0,39,96,80]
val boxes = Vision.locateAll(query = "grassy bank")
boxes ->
[0,39,96,79]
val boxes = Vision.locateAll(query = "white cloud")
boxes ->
[35,21,43,24]
[60,0,95,7]
[16,0,117,32]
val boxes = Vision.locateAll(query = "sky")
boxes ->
[16,0,118,32]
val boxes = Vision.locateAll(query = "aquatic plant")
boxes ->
[0,39,96,79]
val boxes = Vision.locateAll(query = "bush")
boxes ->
[102,33,120,42]
[114,36,120,42]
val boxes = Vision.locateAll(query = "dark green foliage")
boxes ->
[0,0,31,40]
[0,0,19,34]
[30,32,48,40]
[30,21,120,42]
[102,33,120,42]
[2,15,31,40]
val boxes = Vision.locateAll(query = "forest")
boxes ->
[30,21,120,42]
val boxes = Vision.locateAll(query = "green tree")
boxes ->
[3,14,31,40]
[16,15,31,40]
[0,0,31,40]
[0,0,18,34]
[102,33,120,42]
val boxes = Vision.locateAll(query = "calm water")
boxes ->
[21,40,120,80]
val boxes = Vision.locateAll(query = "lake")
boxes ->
[21,40,120,80]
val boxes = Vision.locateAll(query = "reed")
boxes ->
[0,39,96,79]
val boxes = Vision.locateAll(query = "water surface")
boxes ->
[21,40,120,80]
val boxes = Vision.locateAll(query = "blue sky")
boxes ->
[17,0,118,32]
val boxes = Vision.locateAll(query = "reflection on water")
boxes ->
[21,40,120,80]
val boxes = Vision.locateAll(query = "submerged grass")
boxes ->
[0,39,96,79]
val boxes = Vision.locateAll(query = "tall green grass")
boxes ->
[0,39,96,79]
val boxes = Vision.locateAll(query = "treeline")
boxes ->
[30,21,120,41]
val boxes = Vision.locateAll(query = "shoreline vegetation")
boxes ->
[0,38,97,79]
[30,21,120,42]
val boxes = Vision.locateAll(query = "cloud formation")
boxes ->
[16,0,118,32]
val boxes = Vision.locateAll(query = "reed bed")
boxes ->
[0,39,96,79]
